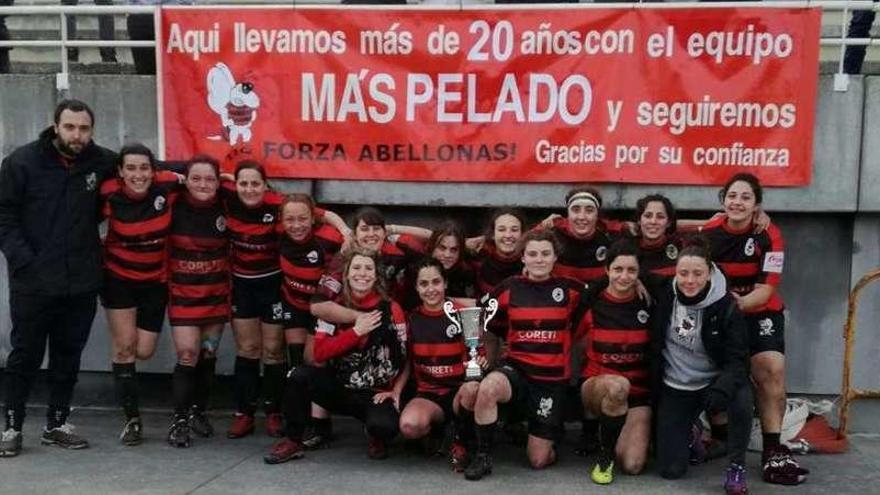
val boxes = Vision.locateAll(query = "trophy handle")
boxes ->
[482,298,499,334]
[443,300,461,336]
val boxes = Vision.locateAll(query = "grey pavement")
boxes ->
[1,408,878,495]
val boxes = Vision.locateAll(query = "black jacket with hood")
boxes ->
[0,126,116,295]
[648,266,750,402]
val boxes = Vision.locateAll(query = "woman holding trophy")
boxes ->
[460,229,597,481]
[398,258,483,469]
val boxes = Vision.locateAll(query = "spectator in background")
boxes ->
[127,0,189,75]
[62,0,117,64]
[844,1,877,74]
[0,0,10,73]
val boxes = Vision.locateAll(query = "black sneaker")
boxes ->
[0,428,22,457]
[302,425,333,450]
[464,453,493,481]
[167,418,191,448]
[188,410,214,438]
[120,418,143,446]
[41,423,89,449]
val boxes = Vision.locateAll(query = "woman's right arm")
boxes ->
[313,310,383,363]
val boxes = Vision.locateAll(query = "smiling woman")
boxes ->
[265,247,410,464]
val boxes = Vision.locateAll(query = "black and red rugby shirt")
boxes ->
[167,192,230,326]
[701,215,785,313]
[280,224,343,312]
[407,303,468,396]
[100,170,179,282]
[489,275,594,383]
[582,290,652,403]
[542,217,625,284]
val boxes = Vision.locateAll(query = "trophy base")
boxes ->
[465,361,482,381]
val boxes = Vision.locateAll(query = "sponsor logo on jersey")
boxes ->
[666,243,679,260]
[763,251,784,273]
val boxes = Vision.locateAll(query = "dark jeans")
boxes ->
[126,13,154,75]
[2,291,97,428]
[283,366,399,442]
[61,0,116,62]
[845,6,878,75]
[656,383,753,479]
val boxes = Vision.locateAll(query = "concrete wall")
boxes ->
[0,74,878,412]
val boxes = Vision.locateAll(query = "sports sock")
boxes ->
[113,362,140,420]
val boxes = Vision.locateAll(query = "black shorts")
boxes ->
[745,310,785,355]
[282,302,316,331]
[415,390,456,420]
[496,364,566,441]
[231,273,283,324]
[99,274,167,333]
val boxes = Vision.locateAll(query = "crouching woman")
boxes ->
[264,247,409,463]
[652,242,754,495]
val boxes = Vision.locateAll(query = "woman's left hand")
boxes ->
[731,292,746,310]
[373,391,400,410]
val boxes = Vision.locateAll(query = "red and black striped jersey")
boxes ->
[221,181,284,277]
[168,193,230,325]
[582,290,652,402]
[702,215,785,312]
[544,217,624,284]
[279,224,344,311]
[100,171,179,282]
[471,239,523,297]
[489,276,593,383]
[635,234,685,280]
[408,304,468,395]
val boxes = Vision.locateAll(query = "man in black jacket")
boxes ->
[0,99,116,457]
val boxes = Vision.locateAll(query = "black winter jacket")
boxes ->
[0,127,116,295]
[649,279,750,402]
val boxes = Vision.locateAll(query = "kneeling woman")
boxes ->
[579,240,652,485]
[265,248,409,463]
[652,242,753,495]
[398,258,479,459]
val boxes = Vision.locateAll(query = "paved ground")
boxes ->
[1,407,877,495]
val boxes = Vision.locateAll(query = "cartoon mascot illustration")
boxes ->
[207,62,260,146]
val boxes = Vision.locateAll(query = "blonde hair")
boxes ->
[340,247,388,307]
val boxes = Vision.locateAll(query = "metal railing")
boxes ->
[0,1,879,91]
[837,268,880,439]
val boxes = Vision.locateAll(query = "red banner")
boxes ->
[159,6,820,185]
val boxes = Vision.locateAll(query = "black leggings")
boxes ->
[655,383,753,479]
[283,366,399,442]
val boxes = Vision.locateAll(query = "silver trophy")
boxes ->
[443,299,498,381]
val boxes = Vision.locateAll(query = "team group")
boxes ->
[0,100,809,494]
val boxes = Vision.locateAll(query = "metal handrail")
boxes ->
[0,1,878,91]
[837,268,880,439]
